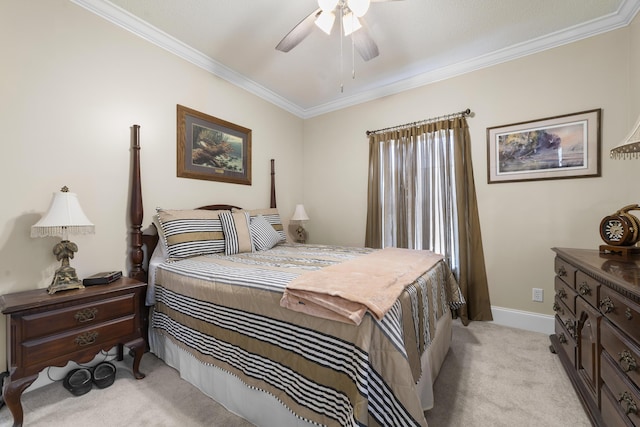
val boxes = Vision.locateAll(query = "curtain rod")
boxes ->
[366,108,472,136]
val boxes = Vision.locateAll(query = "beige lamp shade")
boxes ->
[291,204,310,222]
[31,187,95,239]
[611,115,640,159]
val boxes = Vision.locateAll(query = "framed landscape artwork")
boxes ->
[487,109,601,183]
[177,104,252,185]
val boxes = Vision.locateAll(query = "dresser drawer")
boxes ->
[600,287,640,344]
[601,351,640,426]
[555,317,576,367]
[555,297,577,340]
[555,257,577,288]
[553,295,570,320]
[555,276,577,315]
[601,383,634,427]
[576,270,600,310]
[602,319,640,390]
[20,315,136,367]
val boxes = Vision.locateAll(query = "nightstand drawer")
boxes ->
[20,315,136,367]
[21,293,136,341]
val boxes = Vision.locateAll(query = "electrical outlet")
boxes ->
[532,288,544,302]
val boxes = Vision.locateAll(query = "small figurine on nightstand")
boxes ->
[291,204,310,244]
[295,226,307,244]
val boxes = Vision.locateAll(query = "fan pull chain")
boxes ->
[352,26,356,80]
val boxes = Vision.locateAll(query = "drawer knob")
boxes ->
[619,350,638,372]
[618,391,638,415]
[74,308,98,323]
[557,289,567,299]
[558,333,567,344]
[558,265,567,277]
[565,319,576,337]
[553,302,563,314]
[599,297,615,314]
[74,331,98,347]
[578,282,591,296]
[625,307,634,320]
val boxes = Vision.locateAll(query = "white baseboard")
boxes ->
[490,306,555,335]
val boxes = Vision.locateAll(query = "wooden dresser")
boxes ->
[0,278,147,427]
[551,247,640,427]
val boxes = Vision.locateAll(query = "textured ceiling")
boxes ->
[75,0,640,117]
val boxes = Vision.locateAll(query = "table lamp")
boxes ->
[31,186,95,294]
[291,204,310,243]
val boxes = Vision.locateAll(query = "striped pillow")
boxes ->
[251,214,285,251]
[241,208,286,242]
[219,210,254,255]
[155,209,226,260]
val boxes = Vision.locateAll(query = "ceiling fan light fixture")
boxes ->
[318,0,339,12]
[315,11,336,35]
[347,0,371,18]
[342,12,362,36]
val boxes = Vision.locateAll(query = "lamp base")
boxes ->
[48,265,84,295]
[295,225,307,244]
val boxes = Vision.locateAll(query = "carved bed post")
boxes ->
[129,124,145,281]
[270,158,276,209]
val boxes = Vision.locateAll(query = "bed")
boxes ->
[127,126,464,426]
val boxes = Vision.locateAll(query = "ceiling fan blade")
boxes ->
[276,8,322,52]
[351,25,379,61]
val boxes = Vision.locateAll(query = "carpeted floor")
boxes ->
[0,319,591,426]
[425,320,591,427]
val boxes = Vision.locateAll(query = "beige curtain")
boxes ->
[365,117,492,324]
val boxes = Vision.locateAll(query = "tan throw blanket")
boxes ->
[280,247,444,325]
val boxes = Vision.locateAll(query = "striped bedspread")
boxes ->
[151,243,463,427]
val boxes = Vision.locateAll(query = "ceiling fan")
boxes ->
[276,0,400,62]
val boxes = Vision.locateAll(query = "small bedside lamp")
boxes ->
[291,204,310,243]
[31,186,95,294]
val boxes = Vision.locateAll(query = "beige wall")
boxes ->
[2,0,640,377]
[303,24,640,316]
[0,0,303,370]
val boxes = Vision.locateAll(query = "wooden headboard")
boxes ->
[127,124,277,282]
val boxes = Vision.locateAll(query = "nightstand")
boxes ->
[0,278,147,427]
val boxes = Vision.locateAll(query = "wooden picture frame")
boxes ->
[177,105,252,185]
[487,109,601,183]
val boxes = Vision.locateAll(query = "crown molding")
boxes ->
[72,0,640,119]
[304,0,640,117]
[70,0,306,117]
